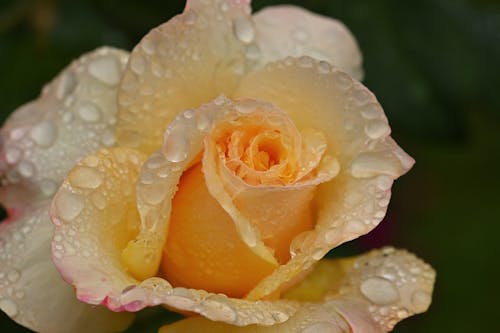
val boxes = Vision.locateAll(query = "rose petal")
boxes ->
[52,106,303,326]
[253,5,363,80]
[0,47,133,332]
[0,203,133,333]
[116,0,254,154]
[159,248,435,333]
[0,47,129,201]
[234,57,414,300]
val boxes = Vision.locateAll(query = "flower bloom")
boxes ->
[0,1,435,332]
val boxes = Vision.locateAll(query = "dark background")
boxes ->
[1,0,499,332]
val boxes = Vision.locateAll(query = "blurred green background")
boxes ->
[0,0,498,332]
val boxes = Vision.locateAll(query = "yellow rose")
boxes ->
[0,1,435,332]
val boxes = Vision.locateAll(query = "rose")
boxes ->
[0,1,435,332]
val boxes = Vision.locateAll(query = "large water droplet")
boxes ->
[55,191,84,221]
[0,298,18,317]
[69,166,103,189]
[233,15,255,43]
[360,277,400,305]
[88,56,121,86]
[365,120,390,140]
[78,102,101,122]
[30,121,57,147]
[163,126,189,163]
[5,147,21,164]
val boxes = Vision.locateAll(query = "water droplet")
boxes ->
[141,38,156,55]
[233,15,255,43]
[365,120,390,140]
[69,166,103,189]
[350,153,399,178]
[411,290,431,312]
[163,126,189,163]
[5,147,21,164]
[376,175,393,191]
[88,56,121,85]
[298,56,314,68]
[360,277,400,305]
[40,179,57,196]
[318,61,331,74]
[360,104,382,119]
[30,121,57,147]
[301,322,337,333]
[344,219,367,235]
[0,299,18,317]
[130,54,147,75]
[56,72,77,99]
[201,298,237,323]
[101,129,116,147]
[334,72,352,90]
[78,102,101,122]
[55,191,84,221]
[17,160,35,178]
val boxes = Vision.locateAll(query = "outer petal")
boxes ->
[160,248,435,333]
[233,57,415,300]
[0,48,134,332]
[0,47,129,200]
[0,203,133,333]
[116,0,255,154]
[51,146,299,327]
[253,5,363,80]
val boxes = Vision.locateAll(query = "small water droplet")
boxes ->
[292,27,309,42]
[411,290,431,312]
[334,72,352,90]
[130,53,147,75]
[17,160,35,178]
[5,147,21,164]
[88,56,121,86]
[360,277,400,305]
[55,191,84,221]
[56,72,77,99]
[298,56,314,68]
[0,298,18,317]
[365,120,390,140]
[101,129,116,147]
[318,61,331,74]
[69,166,103,189]
[233,15,255,43]
[163,127,189,163]
[141,38,156,55]
[30,121,57,147]
[376,175,393,191]
[78,102,101,122]
[40,179,57,196]
[196,111,212,131]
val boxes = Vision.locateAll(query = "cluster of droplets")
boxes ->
[339,247,435,331]
[0,208,47,322]
[0,47,128,198]
[116,0,257,153]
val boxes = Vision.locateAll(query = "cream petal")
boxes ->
[0,203,133,333]
[234,57,414,300]
[160,248,435,333]
[0,47,129,201]
[52,108,303,326]
[253,5,363,80]
[116,0,254,154]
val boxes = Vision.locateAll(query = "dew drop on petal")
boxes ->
[55,191,84,221]
[30,121,57,147]
[69,166,103,189]
[233,15,255,43]
[5,147,21,164]
[365,120,390,140]
[78,102,101,122]
[411,290,431,312]
[88,56,121,86]
[17,160,35,178]
[360,277,400,305]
